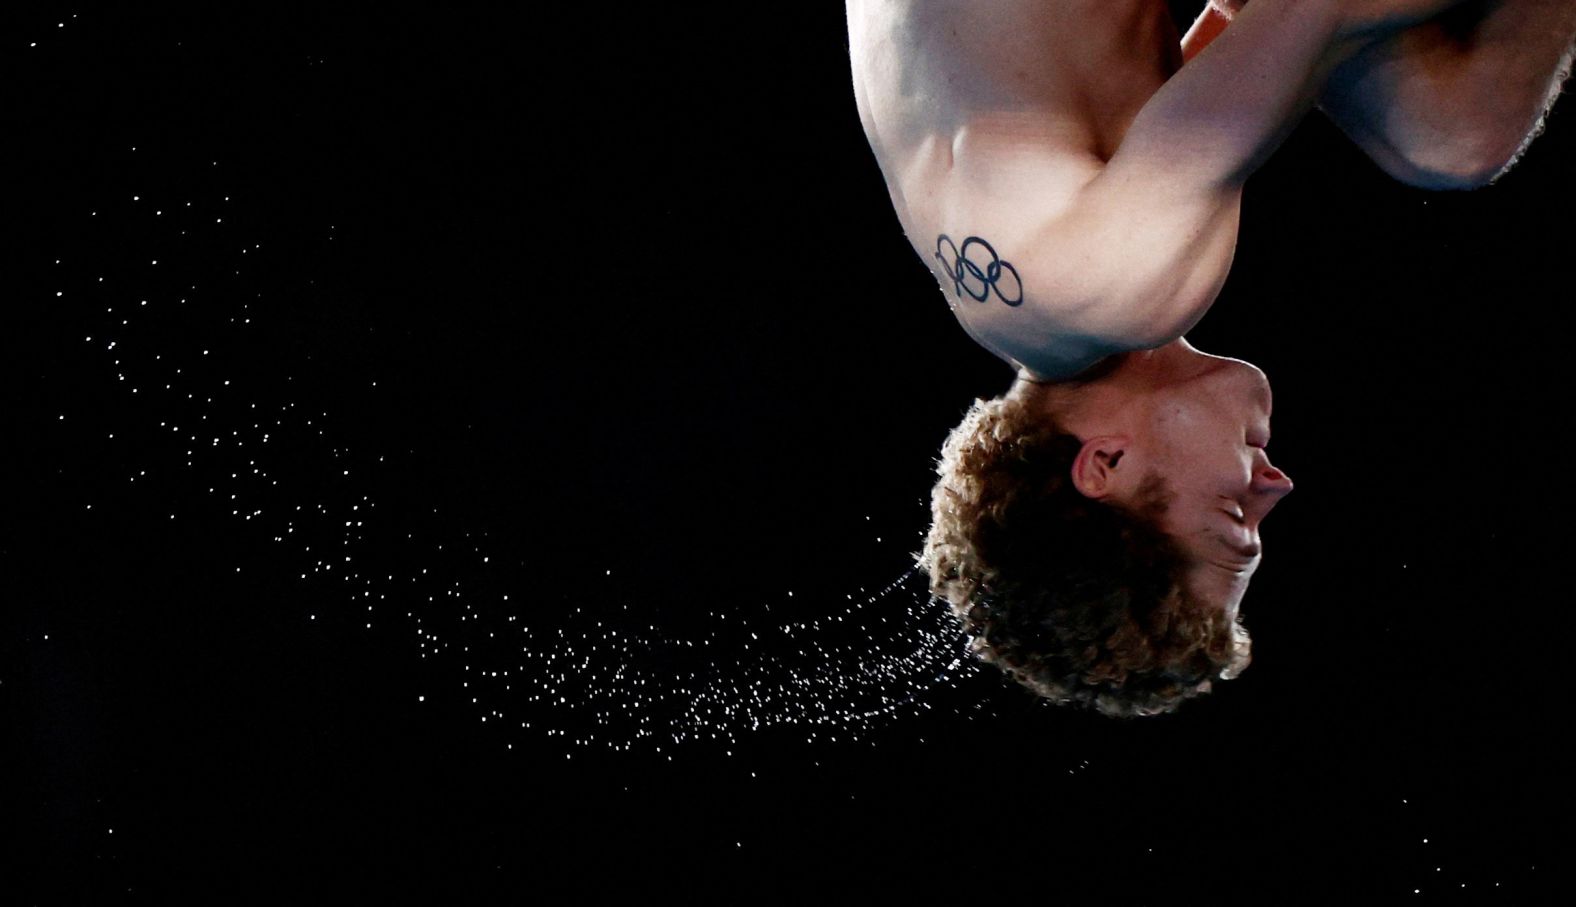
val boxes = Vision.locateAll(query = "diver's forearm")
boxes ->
[1109,0,1364,192]
[1050,0,1370,348]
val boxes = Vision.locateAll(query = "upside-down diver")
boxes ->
[846,0,1576,714]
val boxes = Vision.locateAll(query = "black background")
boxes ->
[5,4,1571,903]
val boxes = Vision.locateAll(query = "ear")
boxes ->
[1070,435,1131,499]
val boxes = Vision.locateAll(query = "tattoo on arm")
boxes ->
[935,234,1023,307]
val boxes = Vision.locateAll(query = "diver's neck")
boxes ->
[1009,337,1201,427]
[1131,337,1198,373]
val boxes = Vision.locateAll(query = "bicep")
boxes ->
[925,136,1243,371]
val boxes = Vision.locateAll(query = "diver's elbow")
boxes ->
[1382,127,1524,191]
[1387,156,1509,191]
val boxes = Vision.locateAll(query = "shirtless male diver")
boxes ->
[846,0,1576,715]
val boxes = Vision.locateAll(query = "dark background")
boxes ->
[5,4,1571,902]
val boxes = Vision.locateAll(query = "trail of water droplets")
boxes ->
[52,149,982,760]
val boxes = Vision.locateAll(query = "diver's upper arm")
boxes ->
[931,130,1244,376]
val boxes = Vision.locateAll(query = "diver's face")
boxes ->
[1037,340,1294,616]
[1138,357,1292,615]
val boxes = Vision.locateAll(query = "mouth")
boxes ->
[1222,535,1261,559]
[1217,513,1262,558]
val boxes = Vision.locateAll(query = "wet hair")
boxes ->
[919,391,1251,717]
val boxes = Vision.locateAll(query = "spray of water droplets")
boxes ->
[51,149,986,760]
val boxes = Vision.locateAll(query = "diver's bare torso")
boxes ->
[847,0,1204,379]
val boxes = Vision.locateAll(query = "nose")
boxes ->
[1252,459,1293,498]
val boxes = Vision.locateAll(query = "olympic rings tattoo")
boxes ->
[934,234,1023,307]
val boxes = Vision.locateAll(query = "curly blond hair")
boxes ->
[920,392,1251,717]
